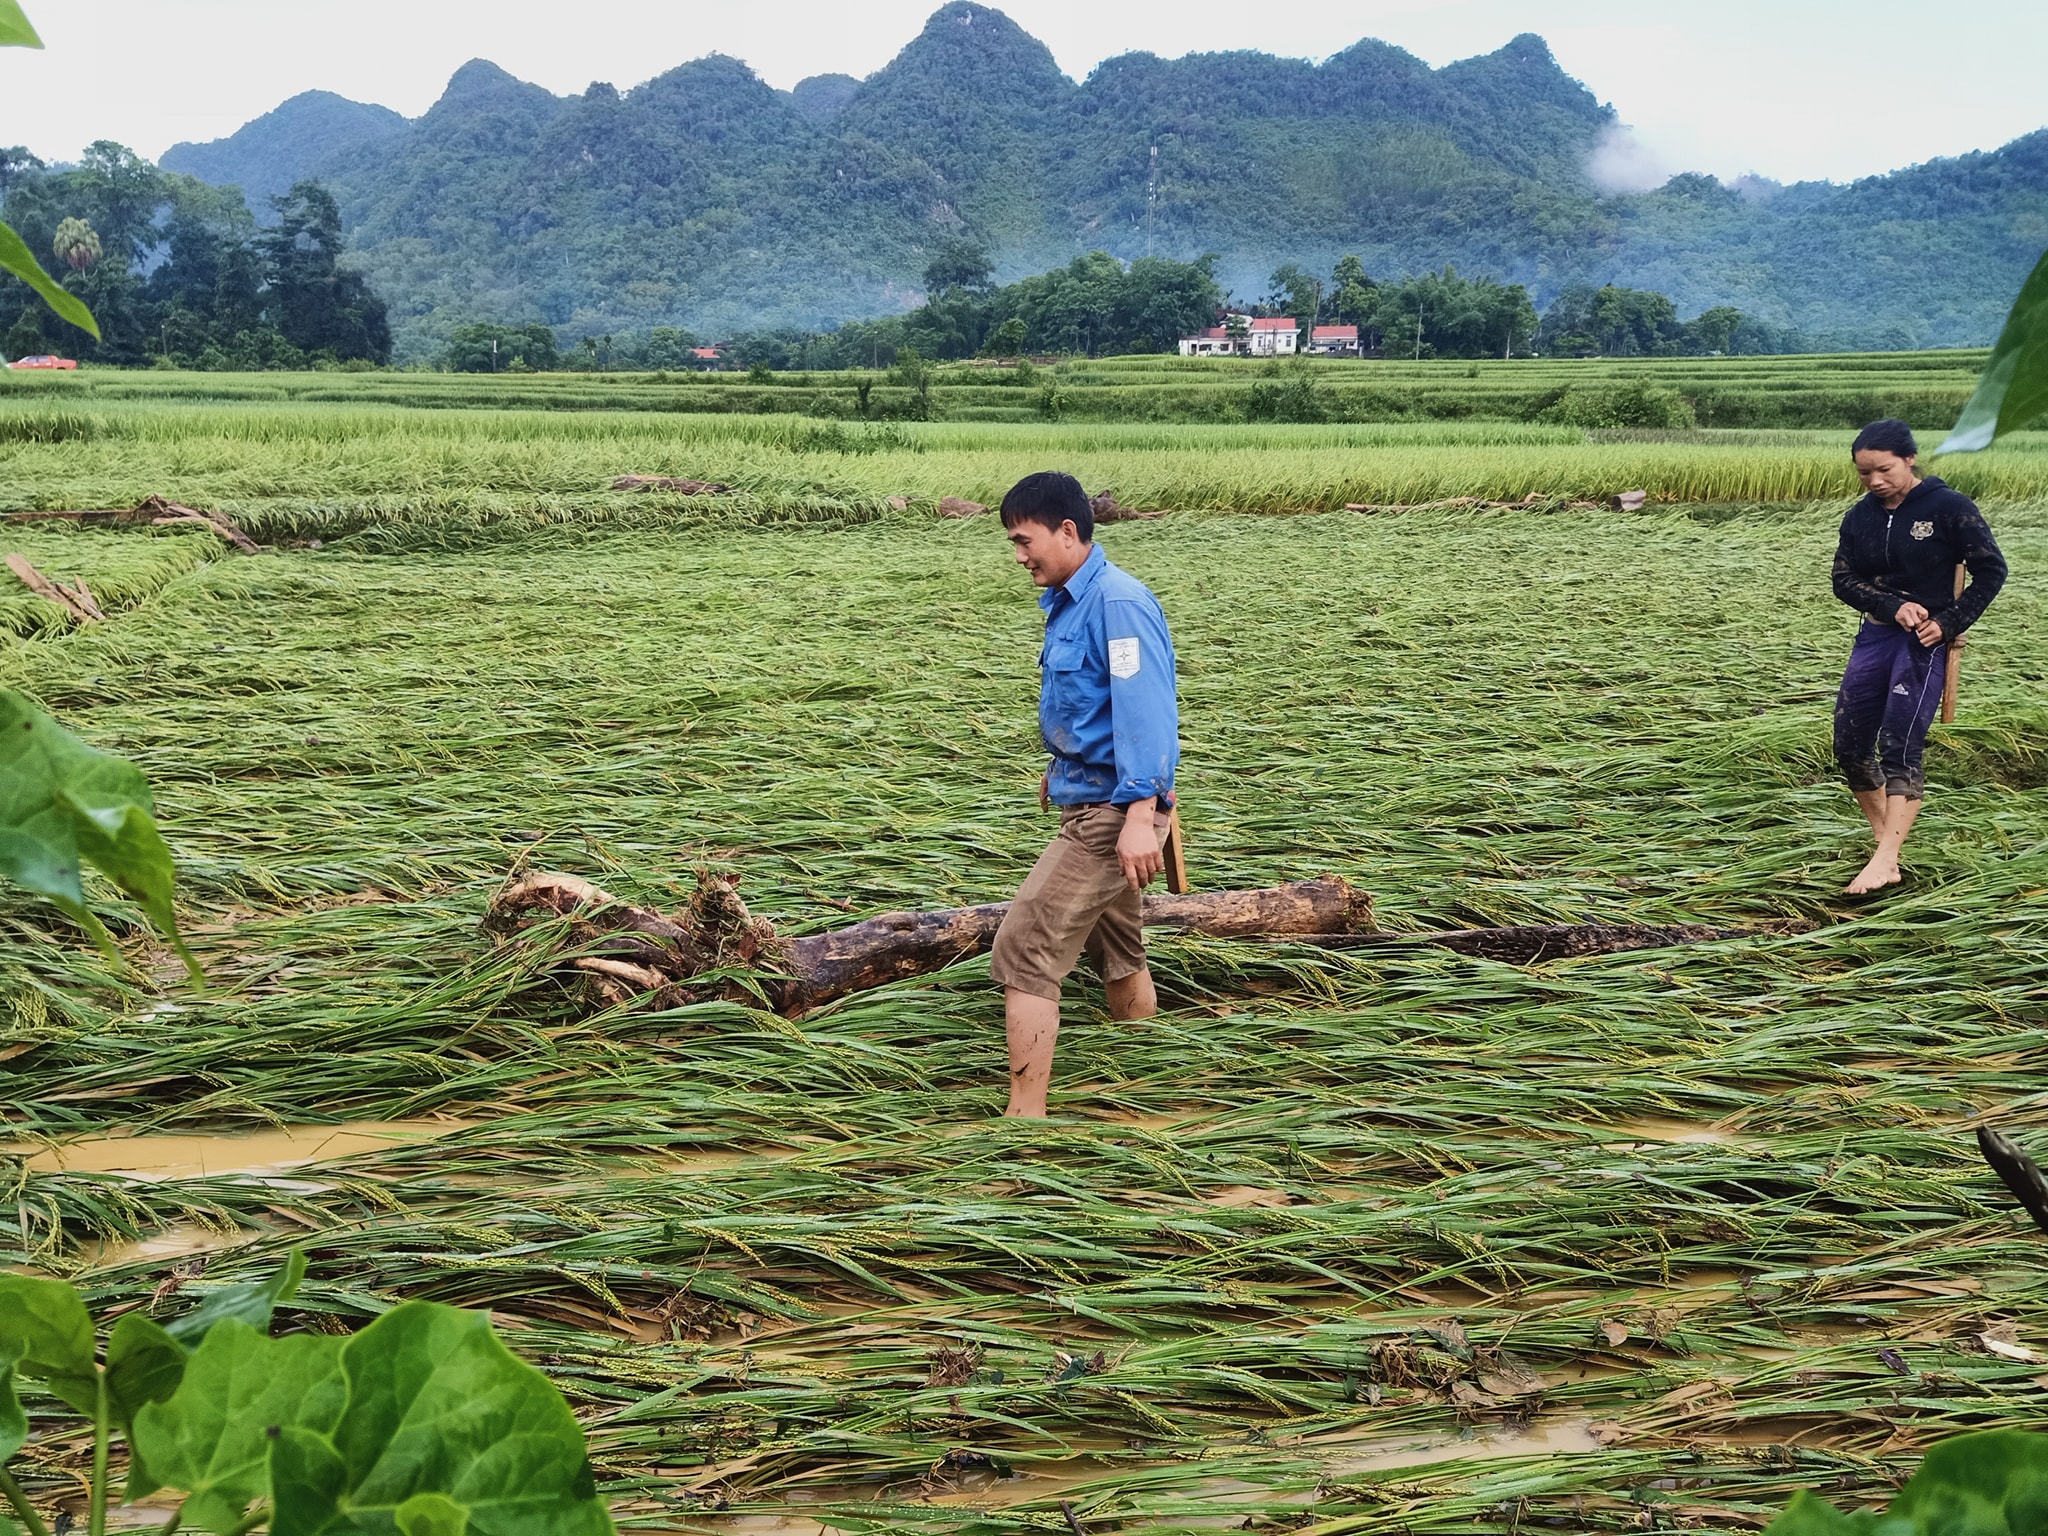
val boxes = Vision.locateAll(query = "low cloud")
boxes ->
[1586,121,1671,195]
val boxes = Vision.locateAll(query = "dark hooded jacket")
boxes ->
[1831,475,2006,638]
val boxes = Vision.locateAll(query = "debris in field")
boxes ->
[1089,490,1163,523]
[136,494,262,553]
[1878,1348,1910,1375]
[1599,1320,1630,1346]
[5,504,158,526]
[1978,1323,2038,1361]
[887,495,911,510]
[937,496,987,518]
[1612,489,1650,511]
[486,868,1377,1014]
[1474,1358,1547,1399]
[5,494,260,552]
[1343,493,1596,514]
[925,1343,983,1387]
[1299,918,1801,964]
[488,868,1803,1013]
[610,475,735,494]
[5,553,105,622]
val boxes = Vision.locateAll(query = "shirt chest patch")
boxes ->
[1910,520,1934,540]
[1108,636,1141,679]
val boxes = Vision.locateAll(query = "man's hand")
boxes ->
[1040,772,1051,813]
[1894,601,1930,630]
[1117,798,1162,892]
[1915,615,1946,646]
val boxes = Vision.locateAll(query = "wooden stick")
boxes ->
[62,576,106,622]
[1941,561,1966,724]
[145,498,261,554]
[1162,806,1189,894]
[5,553,99,622]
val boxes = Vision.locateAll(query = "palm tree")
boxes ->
[52,217,100,271]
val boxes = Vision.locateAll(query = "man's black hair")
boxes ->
[1000,471,1093,543]
[1852,419,1918,460]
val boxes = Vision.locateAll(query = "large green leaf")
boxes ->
[106,1313,187,1419]
[1938,249,2048,454]
[163,1249,307,1346]
[0,223,98,340]
[1888,1428,2048,1535]
[108,1312,192,1499]
[395,1493,469,1536]
[270,1302,613,1536]
[1761,1491,1892,1536]
[132,1322,346,1536]
[0,689,199,981]
[0,1344,26,1464]
[116,1250,307,1501]
[0,0,41,49]
[0,1275,99,1417]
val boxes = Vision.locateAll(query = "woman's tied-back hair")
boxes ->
[1852,419,1918,460]
[1000,471,1094,542]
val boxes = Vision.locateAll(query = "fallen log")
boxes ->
[487,870,1375,1014]
[134,494,261,554]
[5,505,156,526]
[8,494,260,553]
[1295,920,1777,965]
[1342,494,1581,515]
[610,475,734,495]
[486,871,1789,1017]
[1089,490,1164,524]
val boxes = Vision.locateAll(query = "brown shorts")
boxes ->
[988,803,1150,1001]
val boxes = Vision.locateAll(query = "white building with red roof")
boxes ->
[1177,315,1300,358]
[1309,324,1360,356]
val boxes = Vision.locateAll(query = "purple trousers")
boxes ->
[1833,620,1947,799]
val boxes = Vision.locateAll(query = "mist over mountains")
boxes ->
[159,1,2048,362]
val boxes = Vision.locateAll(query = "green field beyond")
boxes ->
[0,348,2010,431]
[3,386,2048,1531]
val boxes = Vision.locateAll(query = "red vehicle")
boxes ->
[5,355,78,369]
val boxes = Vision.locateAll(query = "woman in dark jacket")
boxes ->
[1831,419,2006,894]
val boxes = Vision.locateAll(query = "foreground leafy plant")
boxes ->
[0,1254,613,1536]
[0,1,99,341]
[0,690,199,981]
[1767,1429,2048,1535]
[1938,249,2048,454]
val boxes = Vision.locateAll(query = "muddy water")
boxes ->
[10,1119,472,1180]
[83,1222,256,1268]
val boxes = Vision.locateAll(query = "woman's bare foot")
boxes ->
[1845,857,1903,895]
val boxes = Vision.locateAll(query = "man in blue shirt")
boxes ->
[987,472,1179,1118]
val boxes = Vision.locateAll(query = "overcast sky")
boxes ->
[4,0,2043,186]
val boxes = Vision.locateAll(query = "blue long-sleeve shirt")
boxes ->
[1037,544,1179,807]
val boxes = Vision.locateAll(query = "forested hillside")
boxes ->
[69,2,2048,360]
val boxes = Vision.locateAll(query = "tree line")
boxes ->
[0,146,1803,374]
[0,141,390,367]
[535,244,1803,373]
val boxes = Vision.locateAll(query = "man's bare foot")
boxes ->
[1845,858,1903,895]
